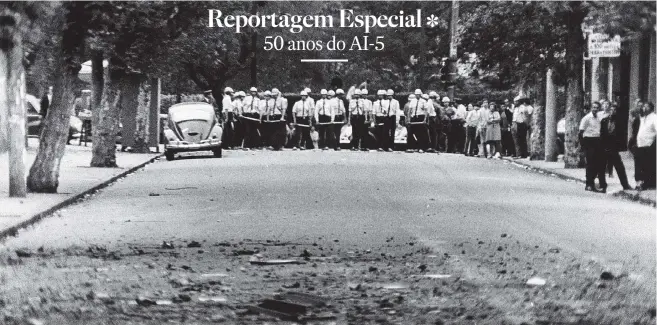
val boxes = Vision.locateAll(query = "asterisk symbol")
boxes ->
[426,14,439,28]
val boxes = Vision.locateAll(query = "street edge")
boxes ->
[0,154,163,241]
[501,157,656,208]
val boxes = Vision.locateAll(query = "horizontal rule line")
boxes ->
[300,59,348,63]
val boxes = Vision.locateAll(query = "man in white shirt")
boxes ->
[427,92,440,153]
[512,98,530,158]
[465,103,480,156]
[331,89,347,150]
[407,90,430,152]
[372,90,387,151]
[266,88,287,150]
[292,90,314,150]
[636,102,656,189]
[348,89,366,150]
[478,102,491,158]
[578,102,606,192]
[232,91,245,148]
[241,87,262,149]
[314,89,332,149]
[221,87,235,149]
[259,90,275,149]
[452,99,467,154]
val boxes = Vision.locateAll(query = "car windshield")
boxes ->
[169,103,214,122]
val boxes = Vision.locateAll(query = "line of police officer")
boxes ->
[214,86,461,153]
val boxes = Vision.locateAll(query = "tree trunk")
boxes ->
[90,59,123,167]
[0,9,26,196]
[545,68,558,162]
[91,50,103,111]
[530,73,546,160]
[133,77,150,153]
[563,2,588,168]
[27,3,85,193]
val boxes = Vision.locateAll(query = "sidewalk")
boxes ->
[0,138,161,238]
[504,152,656,207]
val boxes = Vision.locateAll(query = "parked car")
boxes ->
[27,94,82,139]
[163,102,223,161]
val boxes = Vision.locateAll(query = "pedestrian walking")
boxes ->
[292,90,314,150]
[242,87,262,149]
[635,101,656,190]
[486,103,502,158]
[331,89,347,150]
[501,103,515,156]
[628,99,643,186]
[600,102,632,190]
[464,103,480,156]
[477,102,490,158]
[579,102,607,192]
[315,89,332,149]
[221,87,235,149]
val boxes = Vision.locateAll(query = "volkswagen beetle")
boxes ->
[164,102,222,161]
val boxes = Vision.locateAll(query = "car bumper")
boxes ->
[166,140,221,152]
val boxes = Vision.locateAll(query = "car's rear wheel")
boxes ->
[165,151,175,161]
[213,148,222,158]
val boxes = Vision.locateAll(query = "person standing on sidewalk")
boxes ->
[579,102,607,193]
[635,101,656,190]
[387,89,400,152]
[464,103,480,156]
[232,91,246,149]
[348,89,364,150]
[600,102,632,190]
[512,98,530,158]
[486,102,503,158]
[221,87,235,149]
[477,102,490,158]
[292,91,314,150]
[501,103,515,157]
[331,89,347,151]
[314,89,332,149]
[628,100,643,186]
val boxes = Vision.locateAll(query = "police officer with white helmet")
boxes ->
[315,89,332,149]
[292,90,314,150]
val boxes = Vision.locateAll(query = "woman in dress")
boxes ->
[486,103,502,158]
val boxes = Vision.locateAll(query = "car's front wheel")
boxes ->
[165,151,175,161]
[213,148,222,158]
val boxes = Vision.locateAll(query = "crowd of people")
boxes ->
[580,99,655,192]
[206,87,535,159]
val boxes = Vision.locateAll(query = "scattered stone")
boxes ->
[526,277,547,286]
[282,282,301,289]
[418,264,428,272]
[648,308,656,318]
[497,246,504,251]
[136,297,157,307]
[177,294,192,302]
[600,271,615,280]
[233,249,256,256]
[201,273,229,278]
[368,266,378,272]
[381,283,409,290]
[198,296,227,303]
[501,233,508,238]
[26,319,44,325]
[573,308,588,316]
[497,269,507,274]
[548,248,560,253]
[423,274,452,279]
[161,241,175,249]
[148,193,160,197]
[156,299,173,305]
[478,241,485,245]
[15,249,32,258]
[187,241,202,248]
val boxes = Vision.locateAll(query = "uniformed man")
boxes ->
[331,89,347,150]
[268,88,287,150]
[232,91,246,148]
[407,89,430,153]
[372,90,387,151]
[362,89,374,150]
[348,89,364,150]
[292,90,314,150]
[335,88,348,120]
[427,91,441,153]
[241,87,262,149]
[221,87,235,149]
[314,89,332,149]
[304,87,315,107]
[259,90,275,149]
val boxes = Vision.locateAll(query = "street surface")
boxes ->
[0,150,655,324]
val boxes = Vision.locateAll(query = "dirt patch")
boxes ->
[0,236,654,324]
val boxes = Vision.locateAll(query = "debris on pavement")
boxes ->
[249,255,305,265]
[600,271,615,280]
[526,277,547,286]
[247,292,334,321]
[187,241,202,248]
[160,241,175,249]
[423,274,452,279]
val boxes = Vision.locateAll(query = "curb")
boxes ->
[0,154,163,240]
[502,157,656,208]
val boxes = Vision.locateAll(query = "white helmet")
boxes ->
[414,89,422,95]
[300,90,308,96]
[304,87,311,93]
[422,94,429,100]
[409,94,416,99]
[264,90,272,96]
[249,87,257,92]
[354,89,362,95]
[271,88,280,95]
[320,89,328,95]
[429,91,438,98]
[237,91,245,97]
[442,96,450,102]
[377,90,385,96]
[386,89,394,96]
[336,89,344,94]
[224,87,234,93]
[328,90,336,96]
[361,89,368,95]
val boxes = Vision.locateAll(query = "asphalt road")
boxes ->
[4,150,655,267]
[1,150,655,324]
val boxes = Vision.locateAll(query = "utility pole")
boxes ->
[447,0,459,100]
[250,2,258,87]
[0,9,26,197]
[544,69,558,162]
